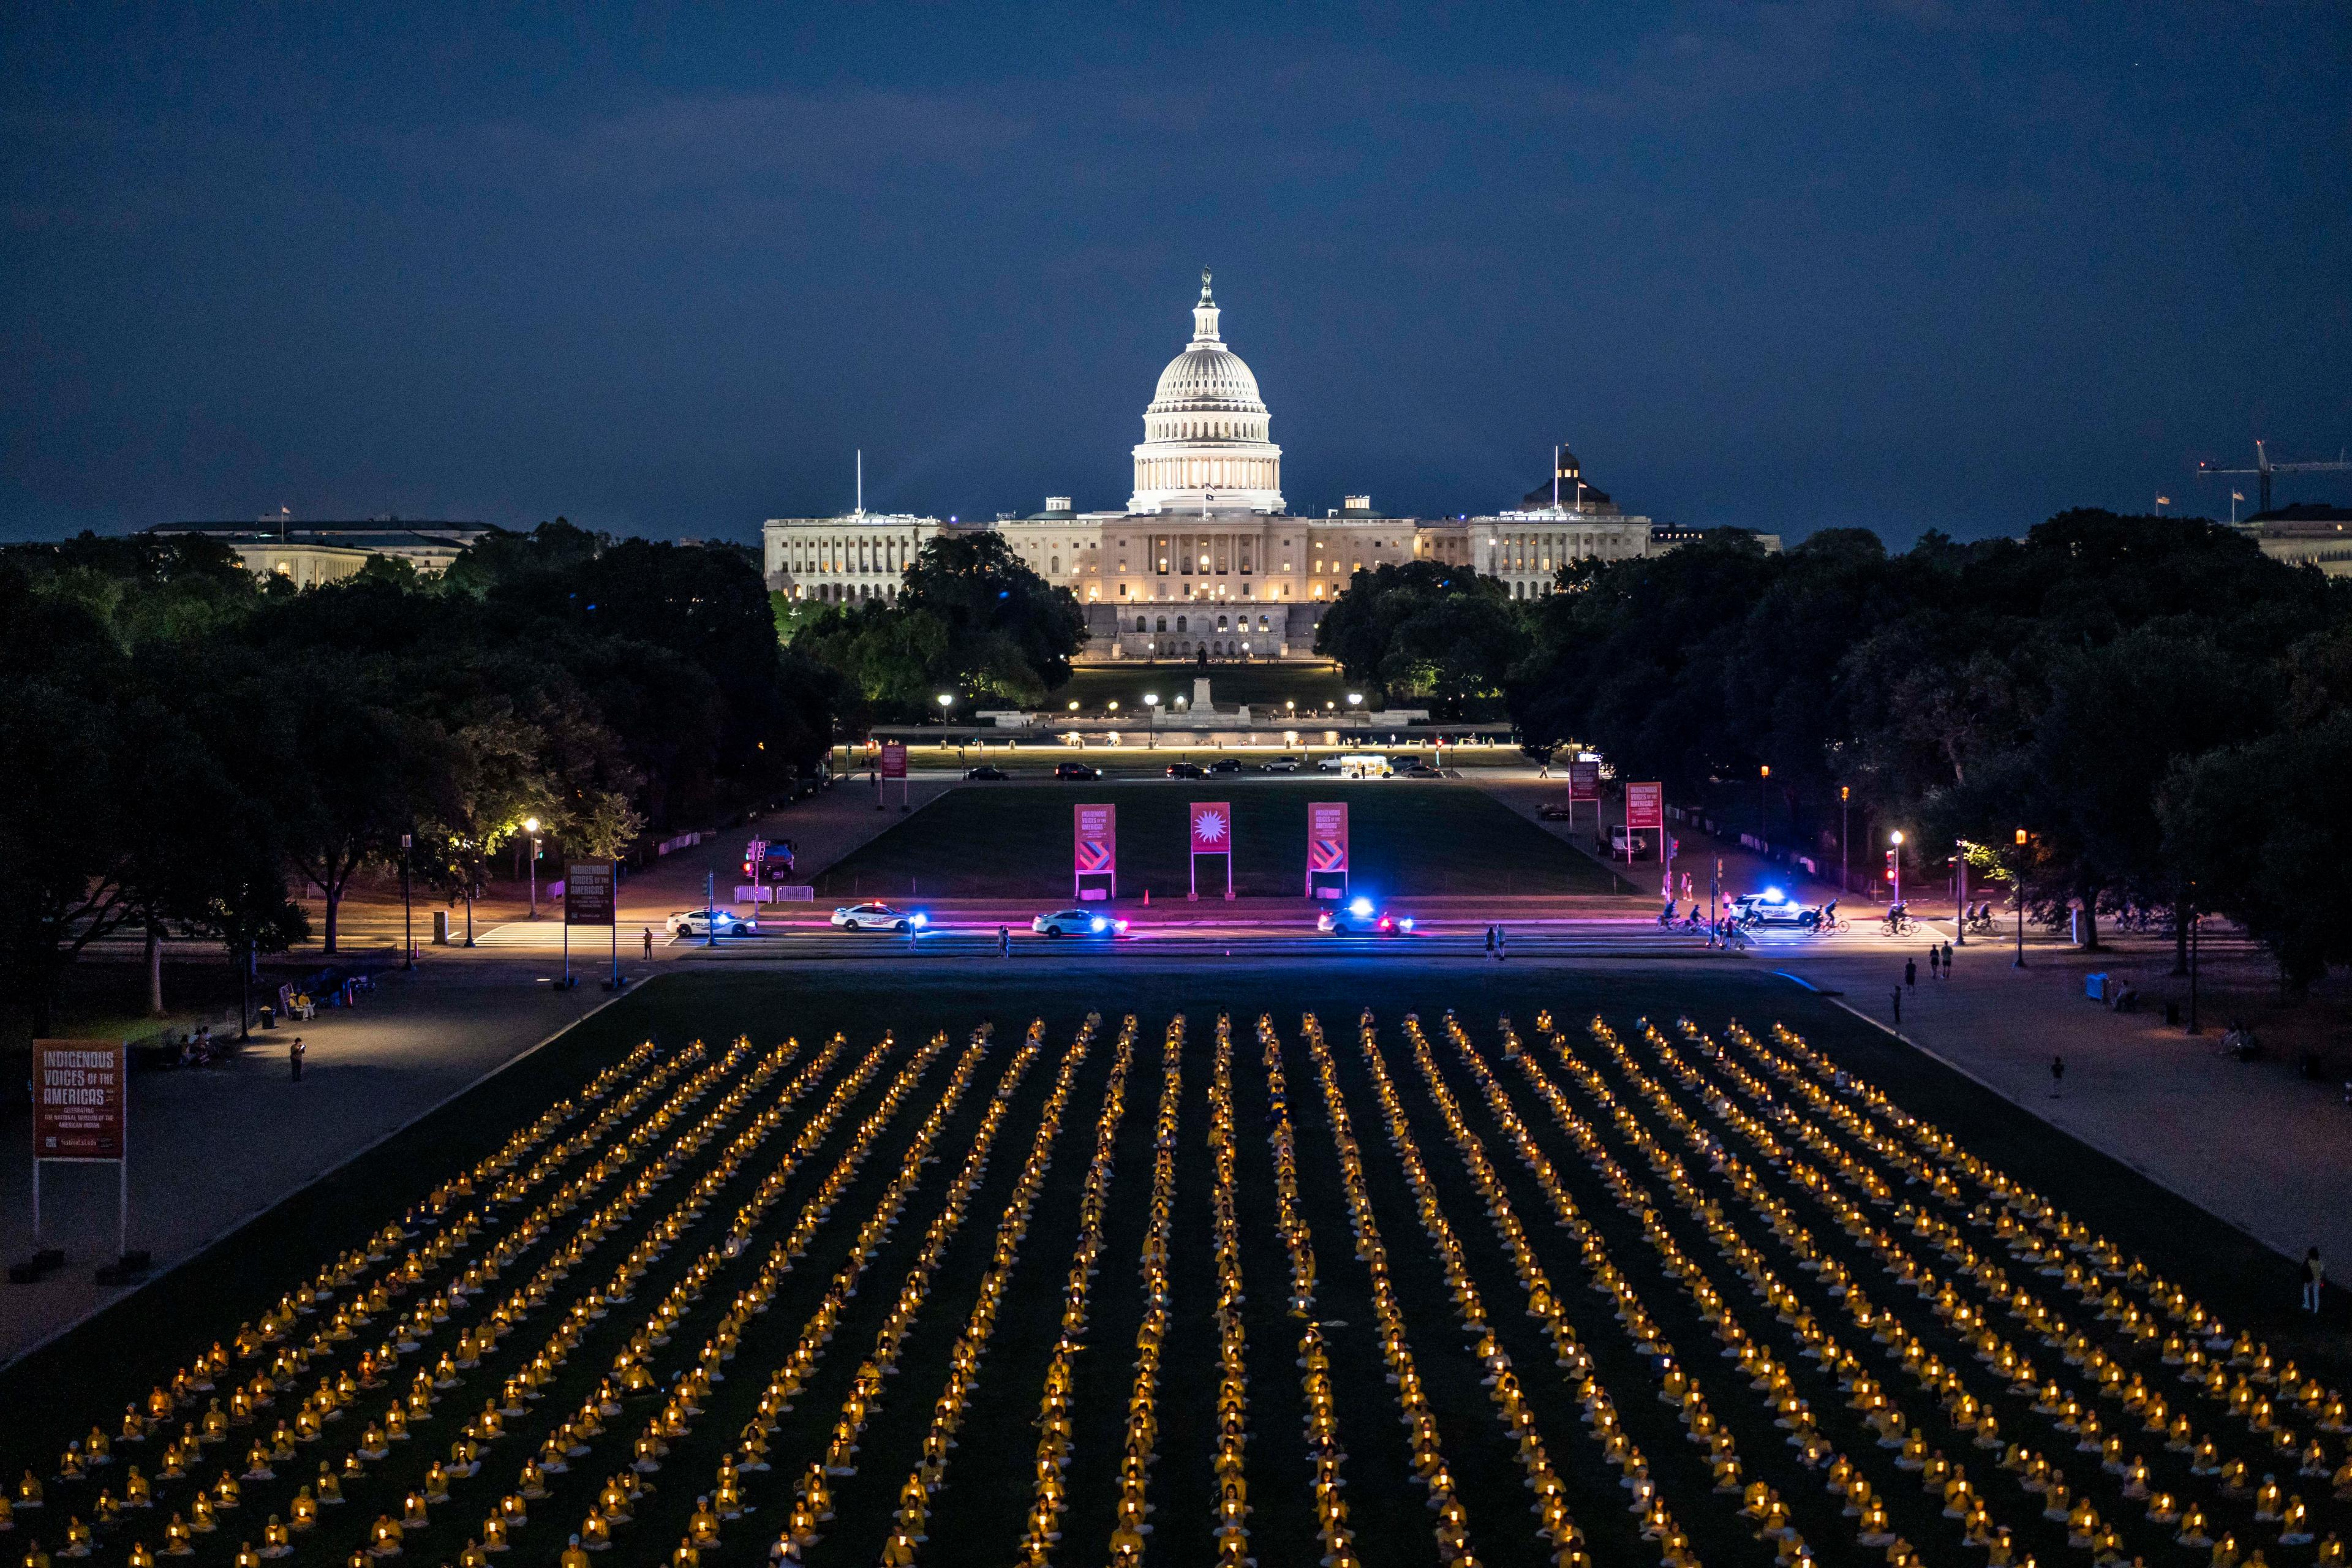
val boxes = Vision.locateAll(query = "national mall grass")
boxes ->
[814,780,1624,899]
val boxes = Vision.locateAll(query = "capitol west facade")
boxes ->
[764,273,1660,662]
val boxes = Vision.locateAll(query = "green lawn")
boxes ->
[815,780,1621,899]
[7,965,2343,1568]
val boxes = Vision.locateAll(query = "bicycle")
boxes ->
[1882,915,1916,938]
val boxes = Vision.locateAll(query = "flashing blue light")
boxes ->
[1399,917,1416,931]
[1762,887,1785,902]
[910,913,929,928]
[1090,916,1107,932]
[1348,897,1374,918]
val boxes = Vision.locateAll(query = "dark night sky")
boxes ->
[4,4,2347,548]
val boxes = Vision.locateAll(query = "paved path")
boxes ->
[1778,933,2352,1274]
[0,960,615,1366]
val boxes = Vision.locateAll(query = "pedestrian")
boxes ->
[1891,987,1902,1025]
[289,1036,306,1082]
[998,925,1011,959]
[2049,1054,2065,1098]
[1928,945,1940,980]
[1496,925,1509,962]
[2304,1248,2326,1314]
[642,927,654,959]
[1941,940,1954,976]
[1536,754,1550,778]
[1485,925,1496,957]
[1905,957,1917,989]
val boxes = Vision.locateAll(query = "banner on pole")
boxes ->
[880,742,908,780]
[1073,804,1117,874]
[1307,802,1349,872]
[1625,782,1664,831]
[1190,801,1231,852]
[1567,760,1601,801]
[565,861,616,926]
[34,1041,124,1161]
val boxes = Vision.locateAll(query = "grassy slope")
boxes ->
[815,781,1621,899]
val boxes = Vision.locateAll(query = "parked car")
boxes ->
[1399,761,1444,778]
[963,765,1009,780]
[1610,827,1650,856]
[1536,801,1575,821]
[829,903,926,932]
[1053,762,1101,780]
[1207,758,1243,774]
[1029,909,1131,938]
[1164,762,1207,778]
[1259,756,1302,773]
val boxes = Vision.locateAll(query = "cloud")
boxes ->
[383,88,1035,197]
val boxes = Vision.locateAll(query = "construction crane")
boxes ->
[2197,440,2352,516]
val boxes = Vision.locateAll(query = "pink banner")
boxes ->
[1308,802,1348,872]
[1190,801,1232,852]
[1625,782,1663,830]
[1074,804,1116,873]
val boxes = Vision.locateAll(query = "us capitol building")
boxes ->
[764,271,1735,663]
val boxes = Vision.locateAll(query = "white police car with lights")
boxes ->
[1316,896,1416,935]
[829,903,926,932]
[1030,909,1130,938]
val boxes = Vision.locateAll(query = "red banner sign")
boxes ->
[1625,782,1664,831]
[1567,760,1600,801]
[1073,804,1117,874]
[34,1041,125,1161]
[1190,801,1232,852]
[565,861,616,926]
[1308,802,1349,872]
[880,741,908,780]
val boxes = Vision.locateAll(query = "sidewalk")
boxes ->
[0,959,615,1366]
[1782,935,2352,1273]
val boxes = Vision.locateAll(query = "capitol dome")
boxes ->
[1129,271,1283,514]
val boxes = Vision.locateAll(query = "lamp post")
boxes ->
[2013,827,2029,968]
[1144,693,1159,748]
[2186,881,2202,1035]
[1890,831,1904,907]
[400,832,414,970]
[1953,839,1967,945]
[1839,786,1851,892]
[524,817,541,918]
[1759,764,1770,843]
[937,692,954,722]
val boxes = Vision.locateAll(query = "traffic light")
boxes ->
[1885,848,1899,880]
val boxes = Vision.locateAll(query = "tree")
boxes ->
[1315,562,1526,717]
[2160,714,2352,990]
[790,533,1086,718]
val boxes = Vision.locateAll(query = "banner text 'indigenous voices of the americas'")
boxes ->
[34,1041,125,1159]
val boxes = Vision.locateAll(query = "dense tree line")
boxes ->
[0,524,845,1037]
[1506,512,2352,982]
[784,532,1088,720]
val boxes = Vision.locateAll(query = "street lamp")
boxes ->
[2187,880,2201,1035]
[2013,827,2029,968]
[1144,693,1159,748]
[937,693,954,718]
[1889,831,1904,906]
[524,817,541,918]
[1758,764,1770,843]
[1839,786,1851,892]
[1953,839,1968,945]
[400,832,414,970]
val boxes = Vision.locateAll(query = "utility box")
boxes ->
[433,910,451,945]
